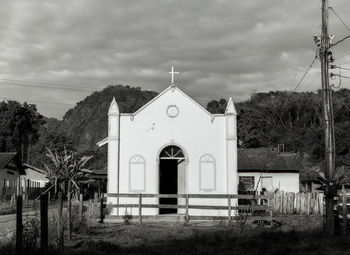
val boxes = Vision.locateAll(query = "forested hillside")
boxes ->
[30,85,158,168]
[207,89,350,179]
[2,85,349,181]
[61,85,157,151]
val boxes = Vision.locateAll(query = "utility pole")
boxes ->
[320,0,336,236]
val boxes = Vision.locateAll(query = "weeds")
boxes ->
[22,215,40,251]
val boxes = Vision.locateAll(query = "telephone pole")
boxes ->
[320,0,336,236]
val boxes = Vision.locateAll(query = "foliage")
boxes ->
[0,100,44,162]
[30,118,75,167]
[44,148,92,183]
[122,210,133,225]
[22,215,40,251]
[207,89,350,180]
[61,85,158,152]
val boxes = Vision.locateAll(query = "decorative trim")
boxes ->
[131,85,214,118]
[156,143,189,164]
[166,105,179,118]
[199,154,216,191]
[128,155,146,192]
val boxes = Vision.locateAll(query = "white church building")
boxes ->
[98,77,238,216]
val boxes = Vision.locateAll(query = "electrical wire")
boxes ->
[302,72,321,92]
[0,78,97,92]
[332,35,350,48]
[329,7,350,33]
[1,97,74,107]
[289,0,321,91]
[293,55,318,92]
[336,66,350,71]
[335,74,350,80]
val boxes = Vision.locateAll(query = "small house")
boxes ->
[238,148,300,193]
[0,152,21,200]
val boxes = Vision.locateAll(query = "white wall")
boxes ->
[238,172,299,193]
[110,87,237,216]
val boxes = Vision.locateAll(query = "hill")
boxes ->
[61,85,158,151]
[30,85,350,181]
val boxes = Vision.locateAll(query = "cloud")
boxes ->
[0,0,349,118]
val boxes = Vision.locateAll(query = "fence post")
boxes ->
[99,193,104,223]
[342,185,347,235]
[40,194,48,253]
[228,194,231,222]
[185,194,189,225]
[24,180,28,206]
[79,193,83,221]
[139,194,142,224]
[57,192,64,248]
[16,195,22,254]
[94,192,98,217]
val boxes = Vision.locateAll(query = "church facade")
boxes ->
[98,85,238,216]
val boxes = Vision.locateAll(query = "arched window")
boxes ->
[129,155,146,192]
[199,154,216,191]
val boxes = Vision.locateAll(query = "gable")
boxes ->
[129,86,218,119]
[0,152,17,169]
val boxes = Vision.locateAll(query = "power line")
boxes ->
[332,35,350,48]
[1,97,75,107]
[335,66,350,71]
[333,74,350,80]
[329,7,350,33]
[0,79,96,92]
[290,0,321,91]
[293,54,318,92]
[302,72,321,92]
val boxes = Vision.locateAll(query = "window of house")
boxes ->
[239,176,255,192]
[199,154,216,191]
[129,155,146,192]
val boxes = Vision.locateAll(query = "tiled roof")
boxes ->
[0,152,17,169]
[238,148,301,172]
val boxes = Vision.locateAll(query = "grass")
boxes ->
[2,215,349,254]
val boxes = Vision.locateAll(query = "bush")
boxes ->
[22,215,40,251]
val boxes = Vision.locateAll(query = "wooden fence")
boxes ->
[271,191,324,215]
[102,193,273,223]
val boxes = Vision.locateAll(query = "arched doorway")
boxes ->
[158,145,186,214]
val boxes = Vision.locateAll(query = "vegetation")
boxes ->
[44,148,93,240]
[0,100,44,166]
[207,89,350,180]
[1,85,350,181]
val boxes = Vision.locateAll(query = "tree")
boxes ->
[0,100,44,163]
[44,147,93,240]
[30,118,75,167]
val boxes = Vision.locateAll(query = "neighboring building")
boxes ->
[22,164,49,188]
[0,152,20,200]
[300,179,323,193]
[238,148,300,193]
[98,84,238,216]
[84,169,107,198]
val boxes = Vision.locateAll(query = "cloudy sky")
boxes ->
[0,0,350,119]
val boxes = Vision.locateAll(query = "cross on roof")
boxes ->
[168,66,179,84]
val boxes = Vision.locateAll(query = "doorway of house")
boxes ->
[159,145,185,214]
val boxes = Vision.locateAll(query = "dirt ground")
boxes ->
[59,215,350,255]
[2,215,350,254]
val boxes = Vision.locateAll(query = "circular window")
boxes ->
[166,105,179,118]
